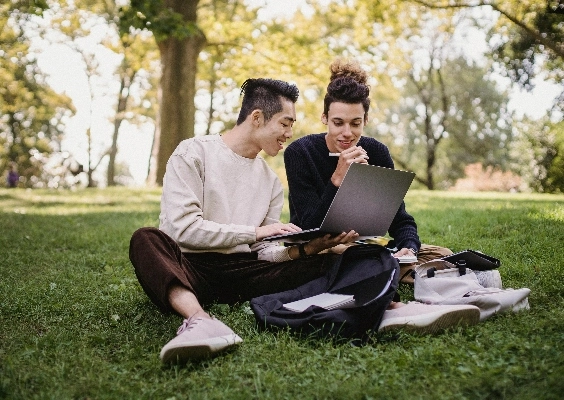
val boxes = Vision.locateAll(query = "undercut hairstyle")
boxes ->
[323,59,371,117]
[237,78,299,125]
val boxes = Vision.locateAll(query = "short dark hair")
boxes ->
[237,78,299,125]
[323,77,371,116]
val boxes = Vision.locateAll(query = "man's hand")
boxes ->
[304,230,360,255]
[255,223,301,241]
[393,247,415,258]
[331,146,369,187]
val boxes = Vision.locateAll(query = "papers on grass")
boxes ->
[283,293,356,313]
[354,238,417,264]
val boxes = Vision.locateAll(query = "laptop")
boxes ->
[263,163,415,243]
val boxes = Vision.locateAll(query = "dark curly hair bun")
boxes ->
[323,58,371,114]
[329,59,368,85]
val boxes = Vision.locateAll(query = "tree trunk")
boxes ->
[205,75,217,136]
[426,141,435,190]
[149,0,205,186]
[146,119,158,186]
[107,74,129,186]
[86,127,95,188]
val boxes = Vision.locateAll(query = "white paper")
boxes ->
[283,293,355,313]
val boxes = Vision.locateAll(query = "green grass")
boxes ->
[1,187,563,400]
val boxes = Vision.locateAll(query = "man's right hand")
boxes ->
[330,146,369,187]
[304,230,360,255]
[255,223,302,241]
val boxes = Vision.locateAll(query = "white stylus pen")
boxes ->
[329,152,369,159]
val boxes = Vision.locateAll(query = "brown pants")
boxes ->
[399,244,454,284]
[129,227,338,314]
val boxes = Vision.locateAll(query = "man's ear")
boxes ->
[251,109,263,127]
[321,114,328,125]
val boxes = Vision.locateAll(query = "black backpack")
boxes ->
[250,244,400,341]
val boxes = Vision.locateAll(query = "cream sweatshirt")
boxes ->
[159,135,291,262]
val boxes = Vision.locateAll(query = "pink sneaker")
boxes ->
[378,302,480,334]
[160,316,243,363]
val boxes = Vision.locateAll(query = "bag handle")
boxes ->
[425,261,467,278]
[457,260,467,276]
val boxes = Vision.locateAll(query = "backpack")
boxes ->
[413,259,530,321]
[250,244,399,341]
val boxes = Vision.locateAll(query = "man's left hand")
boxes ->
[393,247,415,258]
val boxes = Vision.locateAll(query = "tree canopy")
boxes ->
[412,0,564,112]
[1,2,75,187]
[3,0,563,192]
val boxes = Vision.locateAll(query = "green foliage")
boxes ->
[196,0,405,140]
[368,9,515,189]
[5,0,49,16]
[490,0,564,110]
[522,120,564,193]
[411,0,564,112]
[4,0,558,192]
[1,187,564,399]
[38,0,160,187]
[118,0,204,185]
[118,0,201,42]
[542,121,564,192]
[194,1,263,135]
[0,4,75,187]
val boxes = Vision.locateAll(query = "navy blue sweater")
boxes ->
[284,133,420,252]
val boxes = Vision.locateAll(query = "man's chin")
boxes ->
[338,143,353,150]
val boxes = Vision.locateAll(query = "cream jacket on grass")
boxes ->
[159,134,291,262]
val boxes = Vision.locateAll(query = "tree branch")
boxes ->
[411,0,564,58]
[394,157,429,186]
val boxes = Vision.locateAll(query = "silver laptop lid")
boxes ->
[317,163,415,237]
[263,163,415,242]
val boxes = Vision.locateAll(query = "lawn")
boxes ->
[1,187,563,400]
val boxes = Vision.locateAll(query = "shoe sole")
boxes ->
[160,334,243,364]
[378,307,480,334]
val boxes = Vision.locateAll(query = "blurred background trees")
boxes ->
[1,0,562,192]
[1,1,75,188]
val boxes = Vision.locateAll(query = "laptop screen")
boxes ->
[263,163,415,242]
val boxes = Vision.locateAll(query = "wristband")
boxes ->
[298,243,308,258]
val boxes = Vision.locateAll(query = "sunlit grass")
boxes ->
[1,187,563,400]
[0,187,162,215]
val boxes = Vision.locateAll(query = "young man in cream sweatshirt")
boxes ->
[129,78,359,364]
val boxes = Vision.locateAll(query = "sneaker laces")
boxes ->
[176,314,203,335]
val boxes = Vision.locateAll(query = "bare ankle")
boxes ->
[190,309,211,319]
[387,301,405,310]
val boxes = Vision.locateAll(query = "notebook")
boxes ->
[283,293,356,313]
[263,163,415,243]
[441,250,500,271]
